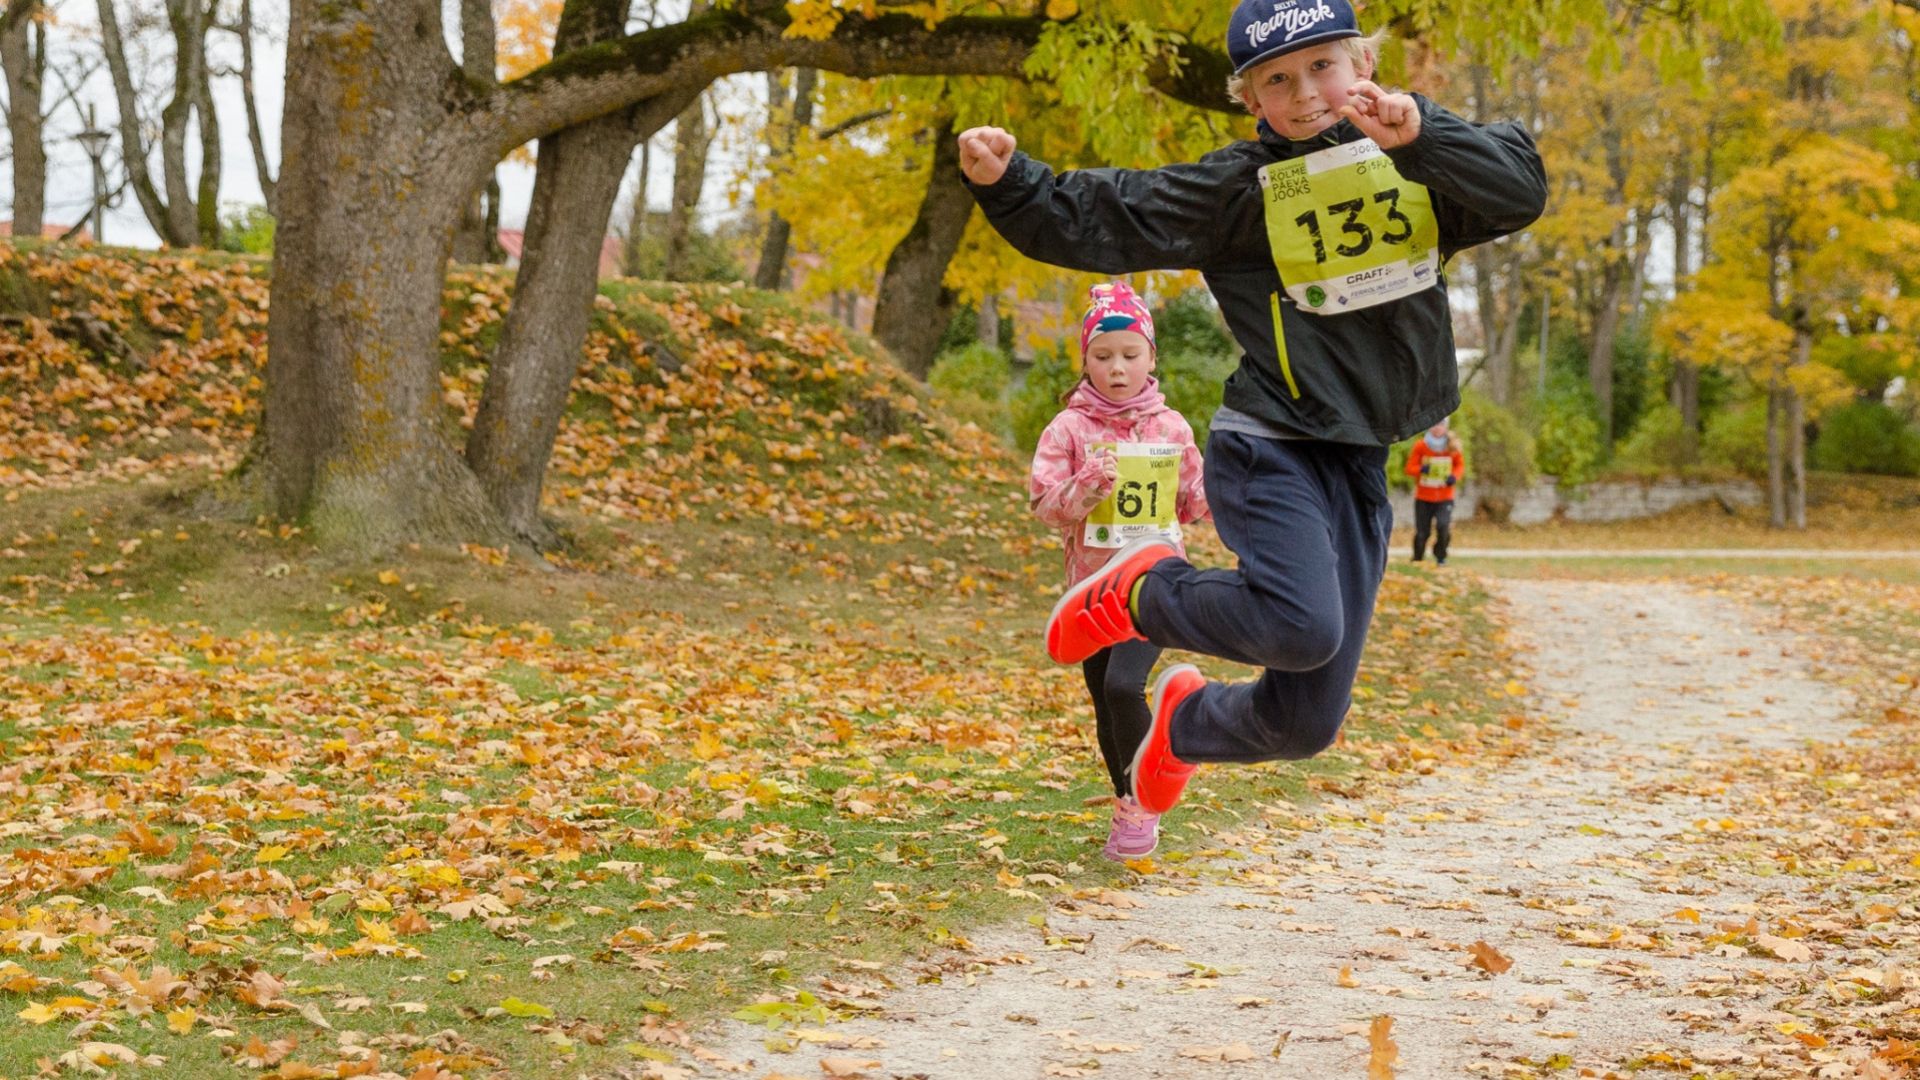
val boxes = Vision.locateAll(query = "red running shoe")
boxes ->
[1129,664,1202,814]
[1045,537,1176,664]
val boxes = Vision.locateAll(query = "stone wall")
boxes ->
[1390,477,1763,529]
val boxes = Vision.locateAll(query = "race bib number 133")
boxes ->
[1258,138,1441,314]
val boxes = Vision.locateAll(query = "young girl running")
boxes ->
[1028,282,1209,859]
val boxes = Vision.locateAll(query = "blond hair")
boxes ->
[1225,30,1389,111]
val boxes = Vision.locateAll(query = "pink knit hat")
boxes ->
[1079,282,1156,358]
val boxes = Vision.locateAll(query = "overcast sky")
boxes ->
[4,0,749,249]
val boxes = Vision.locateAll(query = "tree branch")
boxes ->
[0,0,38,40]
[485,5,1236,155]
[814,107,891,140]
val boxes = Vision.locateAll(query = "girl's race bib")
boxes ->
[1258,138,1441,314]
[1419,455,1455,486]
[1083,442,1182,548]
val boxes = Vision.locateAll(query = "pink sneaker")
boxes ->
[1102,795,1160,861]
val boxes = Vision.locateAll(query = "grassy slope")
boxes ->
[0,242,1529,1078]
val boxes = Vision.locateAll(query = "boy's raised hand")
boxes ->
[957,126,1017,185]
[1339,81,1422,151]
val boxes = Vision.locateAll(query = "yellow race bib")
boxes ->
[1420,455,1454,486]
[1259,138,1441,314]
[1083,442,1182,548]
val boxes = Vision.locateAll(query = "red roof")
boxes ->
[496,228,622,279]
[0,221,93,242]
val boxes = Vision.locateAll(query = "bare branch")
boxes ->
[815,107,890,140]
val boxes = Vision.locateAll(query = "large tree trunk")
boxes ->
[753,67,816,290]
[467,0,699,546]
[871,120,973,379]
[0,0,43,238]
[663,92,711,281]
[451,0,499,264]
[258,0,505,546]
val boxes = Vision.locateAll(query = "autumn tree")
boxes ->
[256,0,1246,549]
[96,0,224,247]
[1658,0,1920,527]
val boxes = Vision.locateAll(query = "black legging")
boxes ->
[1412,499,1454,562]
[1081,640,1162,796]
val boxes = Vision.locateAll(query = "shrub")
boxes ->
[928,344,1012,438]
[1385,439,1414,492]
[217,204,276,255]
[1010,344,1078,453]
[1157,349,1232,449]
[1533,387,1603,489]
[1812,401,1920,477]
[1701,401,1768,477]
[1453,391,1535,520]
[1612,401,1698,475]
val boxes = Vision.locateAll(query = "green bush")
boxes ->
[1152,290,1236,449]
[1613,402,1699,475]
[1702,401,1768,477]
[1812,401,1920,477]
[217,204,276,255]
[928,344,1012,438]
[1454,391,1535,520]
[1011,344,1078,453]
[1157,350,1232,449]
[1533,387,1603,489]
[1385,439,1414,492]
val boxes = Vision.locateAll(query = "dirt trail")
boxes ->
[690,579,1855,1079]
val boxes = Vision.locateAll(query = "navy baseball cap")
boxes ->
[1228,0,1361,75]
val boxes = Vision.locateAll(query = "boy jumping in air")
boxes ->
[959,0,1546,813]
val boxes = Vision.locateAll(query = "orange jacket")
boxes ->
[1406,440,1464,503]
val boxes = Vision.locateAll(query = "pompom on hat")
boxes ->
[1227,0,1361,75]
[1079,282,1156,359]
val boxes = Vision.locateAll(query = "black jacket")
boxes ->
[966,96,1547,446]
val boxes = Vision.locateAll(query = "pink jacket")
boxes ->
[1030,379,1209,587]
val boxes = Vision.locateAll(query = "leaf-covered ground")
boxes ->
[684,571,1919,1080]
[0,243,1527,1078]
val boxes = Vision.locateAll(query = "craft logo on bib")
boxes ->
[1258,138,1441,314]
[1083,442,1182,548]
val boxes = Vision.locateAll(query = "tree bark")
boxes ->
[467,0,699,546]
[663,93,711,281]
[235,0,276,213]
[753,67,816,290]
[255,0,1229,548]
[258,0,506,546]
[160,0,209,245]
[451,0,499,264]
[871,120,972,379]
[1666,151,1698,430]
[0,0,43,238]
[623,137,651,275]
[1766,377,1785,529]
[97,0,205,246]
[977,292,1000,351]
[194,15,223,248]
[1787,332,1809,530]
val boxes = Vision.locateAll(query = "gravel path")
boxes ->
[688,579,1855,1079]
